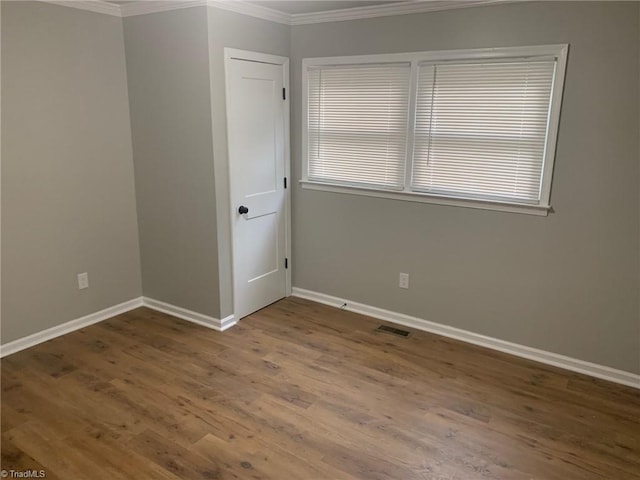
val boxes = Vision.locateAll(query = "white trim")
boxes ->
[302,45,567,66]
[142,297,237,332]
[301,45,567,216]
[404,60,420,193]
[120,0,207,17]
[39,0,521,22]
[283,56,293,297]
[301,180,550,216]
[539,43,569,204]
[0,297,144,358]
[292,287,640,389]
[0,296,238,358]
[207,0,290,24]
[44,1,122,17]
[224,47,288,66]
[290,0,521,25]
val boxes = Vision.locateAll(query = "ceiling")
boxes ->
[102,0,407,15]
[247,1,404,15]
[95,0,496,21]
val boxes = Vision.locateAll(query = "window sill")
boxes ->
[300,180,551,216]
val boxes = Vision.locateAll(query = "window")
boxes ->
[307,63,411,190]
[302,45,568,215]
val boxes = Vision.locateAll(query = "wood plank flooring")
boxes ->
[2,297,639,479]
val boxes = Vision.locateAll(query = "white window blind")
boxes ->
[302,46,567,215]
[307,63,411,190]
[412,60,556,204]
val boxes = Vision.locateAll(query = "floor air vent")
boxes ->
[376,325,410,337]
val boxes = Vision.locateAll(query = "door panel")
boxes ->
[244,212,278,282]
[240,78,278,196]
[227,57,287,320]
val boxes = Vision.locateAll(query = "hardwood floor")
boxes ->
[1,297,639,479]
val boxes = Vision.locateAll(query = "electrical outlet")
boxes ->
[399,272,409,289]
[77,272,89,290]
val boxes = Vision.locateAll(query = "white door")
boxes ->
[226,52,289,320]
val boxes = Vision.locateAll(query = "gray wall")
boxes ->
[122,6,289,320]
[123,7,220,317]
[1,1,142,342]
[290,1,640,373]
[206,7,290,318]
[2,1,638,375]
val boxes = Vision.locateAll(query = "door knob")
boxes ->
[238,205,249,214]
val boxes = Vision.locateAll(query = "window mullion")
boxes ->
[403,60,419,193]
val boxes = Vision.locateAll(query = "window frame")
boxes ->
[301,44,569,216]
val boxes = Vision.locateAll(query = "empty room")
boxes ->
[1,0,639,478]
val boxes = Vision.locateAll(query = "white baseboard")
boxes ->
[142,297,236,332]
[0,296,237,358]
[3,287,635,388]
[0,297,144,358]
[292,287,640,389]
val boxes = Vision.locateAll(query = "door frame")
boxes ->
[224,48,292,321]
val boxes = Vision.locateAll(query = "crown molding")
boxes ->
[207,0,290,24]
[289,0,521,25]
[118,0,289,22]
[120,0,206,17]
[44,0,122,17]
[40,0,521,23]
